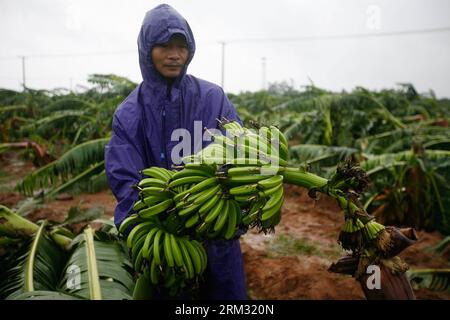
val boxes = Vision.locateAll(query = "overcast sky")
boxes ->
[1,0,449,97]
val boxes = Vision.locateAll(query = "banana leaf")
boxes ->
[425,236,450,255]
[1,221,67,299]
[58,226,134,300]
[0,205,39,237]
[20,110,95,134]
[17,138,109,196]
[407,269,450,292]
[45,161,105,198]
[42,98,95,114]
[282,111,317,140]
[289,144,360,165]
[361,149,450,172]
[8,290,82,300]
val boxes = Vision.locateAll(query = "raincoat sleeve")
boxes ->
[105,115,145,228]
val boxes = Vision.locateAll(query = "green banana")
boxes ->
[269,125,288,150]
[195,221,210,234]
[153,229,163,265]
[169,234,184,268]
[224,200,238,240]
[233,194,257,204]
[198,192,221,215]
[132,200,146,212]
[258,126,271,143]
[139,199,174,219]
[258,175,284,189]
[142,194,169,206]
[118,214,141,235]
[126,221,153,248]
[184,162,216,176]
[142,227,158,259]
[191,240,208,273]
[131,233,147,263]
[226,166,263,176]
[178,239,195,279]
[227,174,272,184]
[168,175,205,189]
[134,246,145,273]
[242,198,265,225]
[259,183,283,198]
[163,232,175,268]
[261,194,284,221]
[185,213,200,228]
[261,207,282,229]
[184,177,218,195]
[150,258,160,284]
[229,184,259,196]
[213,199,229,232]
[141,167,171,181]
[173,188,192,202]
[261,186,284,213]
[183,239,202,275]
[138,177,166,188]
[140,186,173,197]
[204,197,225,224]
[192,184,221,206]
[178,202,201,217]
[172,168,212,180]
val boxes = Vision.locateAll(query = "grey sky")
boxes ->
[0,0,449,97]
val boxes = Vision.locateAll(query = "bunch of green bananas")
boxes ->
[119,120,292,296]
[186,120,289,166]
[119,219,207,296]
[120,119,397,297]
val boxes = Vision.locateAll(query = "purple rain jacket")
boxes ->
[104,4,246,300]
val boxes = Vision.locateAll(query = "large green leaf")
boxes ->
[17,138,109,196]
[8,290,82,300]
[407,269,450,292]
[0,205,39,237]
[289,144,360,165]
[1,221,67,299]
[426,236,450,255]
[361,150,450,173]
[58,227,134,300]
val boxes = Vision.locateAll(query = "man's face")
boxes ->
[151,34,189,79]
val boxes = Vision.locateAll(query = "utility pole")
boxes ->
[220,41,226,90]
[262,56,266,90]
[20,56,26,90]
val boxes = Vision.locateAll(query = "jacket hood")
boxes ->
[137,4,196,87]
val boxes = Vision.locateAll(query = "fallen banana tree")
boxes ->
[122,119,418,299]
[0,205,134,300]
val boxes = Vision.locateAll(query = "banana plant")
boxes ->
[363,148,450,232]
[17,138,110,197]
[0,205,135,300]
[407,269,450,293]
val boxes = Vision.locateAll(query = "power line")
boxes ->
[0,50,136,60]
[221,26,450,43]
[216,26,450,89]
[1,25,449,61]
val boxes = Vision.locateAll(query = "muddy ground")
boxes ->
[1,152,449,300]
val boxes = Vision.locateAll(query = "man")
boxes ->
[104,4,246,299]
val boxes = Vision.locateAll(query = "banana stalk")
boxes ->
[0,205,39,238]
